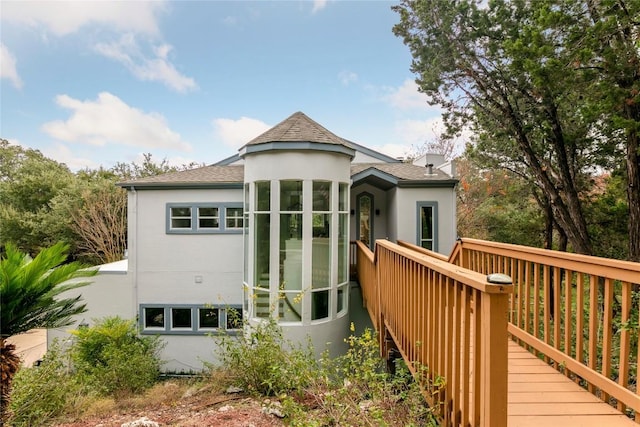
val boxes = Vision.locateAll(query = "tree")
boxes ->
[393,0,640,259]
[0,140,74,255]
[0,242,96,421]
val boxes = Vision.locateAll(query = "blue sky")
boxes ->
[1,0,451,171]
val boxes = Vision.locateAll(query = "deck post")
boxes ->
[481,289,510,426]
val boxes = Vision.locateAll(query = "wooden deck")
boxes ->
[507,340,635,426]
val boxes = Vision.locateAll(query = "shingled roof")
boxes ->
[118,165,244,188]
[243,111,348,147]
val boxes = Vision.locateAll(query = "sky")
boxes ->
[1,0,453,171]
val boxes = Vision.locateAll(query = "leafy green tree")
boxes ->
[0,140,74,255]
[393,0,640,260]
[0,242,96,421]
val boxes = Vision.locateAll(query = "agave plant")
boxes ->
[0,242,96,422]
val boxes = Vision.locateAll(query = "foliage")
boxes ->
[0,242,95,338]
[215,317,316,396]
[216,320,440,426]
[70,317,164,398]
[393,0,640,260]
[8,343,83,427]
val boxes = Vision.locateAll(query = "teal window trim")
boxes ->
[416,201,438,252]
[139,304,243,335]
[166,203,243,234]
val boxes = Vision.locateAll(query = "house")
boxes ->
[47,111,458,372]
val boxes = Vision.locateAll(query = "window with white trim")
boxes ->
[166,203,242,234]
[417,201,438,251]
[140,305,243,334]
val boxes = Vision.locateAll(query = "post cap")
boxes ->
[487,273,513,285]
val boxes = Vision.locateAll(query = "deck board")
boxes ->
[507,340,636,426]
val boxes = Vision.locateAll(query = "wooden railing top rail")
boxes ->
[355,240,375,263]
[397,239,449,262]
[377,240,513,295]
[457,237,640,283]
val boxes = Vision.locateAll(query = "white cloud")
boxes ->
[383,79,436,110]
[1,1,165,36]
[42,92,191,151]
[0,43,23,89]
[338,70,358,86]
[311,0,328,13]
[43,143,101,171]
[95,35,197,93]
[213,117,271,148]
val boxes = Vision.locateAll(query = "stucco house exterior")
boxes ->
[48,111,458,372]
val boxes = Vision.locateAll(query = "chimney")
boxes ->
[425,163,434,175]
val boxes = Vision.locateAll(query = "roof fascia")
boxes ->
[213,153,242,166]
[342,138,401,163]
[239,141,355,159]
[397,179,459,188]
[118,182,243,190]
[350,167,398,186]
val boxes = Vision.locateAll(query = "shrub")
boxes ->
[9,343,82,427]
[215,317,316,396]
[70,316,164,398]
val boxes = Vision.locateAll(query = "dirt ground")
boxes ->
[52,390,286,427]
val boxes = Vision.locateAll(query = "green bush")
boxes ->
[215,320,440,426]
[215,317,315,396]
[9,343,81,427]
[70,316,163,398]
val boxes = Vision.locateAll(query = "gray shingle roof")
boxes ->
[118,165,244,188]
[118,163,457,188]
[244,111,348,147]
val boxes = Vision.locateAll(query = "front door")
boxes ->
[356,193,373,250]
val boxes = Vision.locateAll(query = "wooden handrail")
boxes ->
[452,238,640,422]
[355,239,512,426]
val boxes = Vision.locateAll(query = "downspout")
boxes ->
[131,186,138,320]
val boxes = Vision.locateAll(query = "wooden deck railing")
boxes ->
[448,237,640,421]
[355,239,513,426]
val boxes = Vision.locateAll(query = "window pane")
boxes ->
[244,183,249,211]
[313,181,331,211]
[337,285,347,314]
[339,183,348,212]
[199,308,219,329]
[312,214,331,289]
[226,307,243,329]
[226,207,243,229]
[254,214,270,288]
[172,308,191,328]
[280,180,303,211]
[256,181,270,211]
[172,207,191,217]
[280,213,302,290]
[199,207,219,229]
[312,290,329,320]
[171,207,191,229]
[172,218,191,229]
[338,213,348,284]
[358,195,371,247]
[279,292,302,322]
[144,307,164,328]
[421,206,433,239]
[254,289,270,318]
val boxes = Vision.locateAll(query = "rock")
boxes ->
[262,401,285,418]
[218,404,234,412]
[225,385,243,394]
[121,417,160,427]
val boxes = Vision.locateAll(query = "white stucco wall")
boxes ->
[47,261,133,347]
[393,186,457,256]
[131,188,244,305]
[350,184,389,244]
